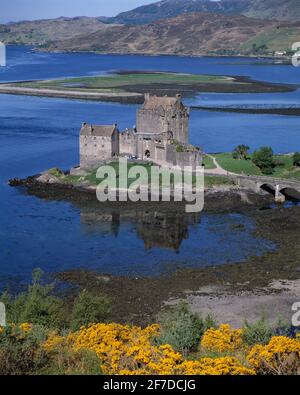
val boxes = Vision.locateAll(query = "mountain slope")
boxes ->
[46,12,288,56]
[0,17,116,45]
[108,0,300,24]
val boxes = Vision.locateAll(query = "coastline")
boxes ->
[8,170,300,327]
[0,73,296,104]
[192,106,300,116]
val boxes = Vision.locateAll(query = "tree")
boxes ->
[252,146,274,174]
[232,145,250,160]
[293,152,300,167]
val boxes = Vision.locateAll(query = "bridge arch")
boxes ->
[259,183,276,196]
[279,187,300,201]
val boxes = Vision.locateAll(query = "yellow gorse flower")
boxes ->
[247,336,300,375]
[201,324,244,353]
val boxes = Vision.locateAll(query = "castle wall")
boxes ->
[80,129,119,170]
[136,109,167,135]
[119,130,137,156]
[166,145,202,169]
[136,106,189,144]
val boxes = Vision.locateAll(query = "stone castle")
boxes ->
[79,93,202,170]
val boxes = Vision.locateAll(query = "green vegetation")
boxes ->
[214,151,300,179]
[242,318,274,346]
[156,302,216,356]
[293,152,300,167]
[12,72,232,95]
[1,270,111,331]
[204,175,236,188]
[232,145,250,161]
[70,291,111,331]
[240,26,300,54]
[49,161,236,189]
[214,153,261,175]
[202,155,216,170]
[252,146,274,175]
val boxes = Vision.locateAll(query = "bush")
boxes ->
[293,152,300,167]
[232,145,250,160]
[247,336,300,375]
[70,290,111,331]
[39,347,102,375]
[156,303,216,356]
[1,269,65,329]
[0,324,49,375]
[252,146,274,174]
[242,318,273,346]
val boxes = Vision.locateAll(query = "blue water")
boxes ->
[2,46,298,287]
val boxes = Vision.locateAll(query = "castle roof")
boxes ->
[80,124,117,137]
[142,94,182,111]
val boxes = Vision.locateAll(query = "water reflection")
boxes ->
[80,205,201,253]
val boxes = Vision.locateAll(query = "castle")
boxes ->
[79,93,202,170]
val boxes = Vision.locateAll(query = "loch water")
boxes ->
[1,46,299,287]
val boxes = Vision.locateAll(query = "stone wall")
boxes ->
[119,130,137,156]
[136,107,189,144]
[80,128,119,170]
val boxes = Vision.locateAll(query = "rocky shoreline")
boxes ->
[9,172,300,327]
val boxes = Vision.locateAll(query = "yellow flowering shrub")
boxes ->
[201,324,244,353]
[19,323,33,333]
[175,357,255,375]
[45,323,183,375]
[247,336,300,375]
[42,322,300,376]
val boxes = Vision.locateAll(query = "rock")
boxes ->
[36,173,60,184]
[8,178,23,186]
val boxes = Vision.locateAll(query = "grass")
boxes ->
[202,155,216,170]
[241,26,300,53]
[214,153,262,176]
[213,153,300,179]
[204,176,236,188]
[52,161,235,189]
[13,72,232,93]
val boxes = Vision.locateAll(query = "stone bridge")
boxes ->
[233,174,300,202]
[206,171,300,202]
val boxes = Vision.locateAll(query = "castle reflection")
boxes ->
[80,204,201,252]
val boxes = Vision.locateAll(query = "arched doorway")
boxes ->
[145,150,151,158]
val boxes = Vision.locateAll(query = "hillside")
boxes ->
[45,13,295,56]
[108,0,300,25]
[0,17,117,45]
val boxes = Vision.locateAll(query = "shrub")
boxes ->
[293,152,300,167]
[252,146,274,174]
[47,168,64,177]
[0,324,49,375]
[70,290,111,331]
[156,303,216,355]
[1,269,65,329]
[201,324,244,353]
[232,145,250,160]
[175,357,255,375]
[39,347,102,375]
[247,336,300,375]
[242,318,273,346]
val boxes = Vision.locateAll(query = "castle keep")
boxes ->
[80,94,202,170]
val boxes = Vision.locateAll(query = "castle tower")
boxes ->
[136,94,189,144]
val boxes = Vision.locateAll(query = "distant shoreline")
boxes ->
[192,106,300,116]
